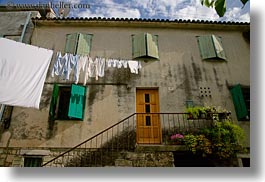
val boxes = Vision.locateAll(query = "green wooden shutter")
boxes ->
[132,33,146,59]
[230,84,248,120]
[65,33,79,54]
[212,35,226,60]
[197,35,216,59]
[49,84,59,121]
[76,33,93,56]
[68,84,86,120]
[146,33,159,60]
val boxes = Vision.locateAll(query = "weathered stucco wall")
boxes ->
[0,22,250,149]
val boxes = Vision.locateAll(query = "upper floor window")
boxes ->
[197,34,226,60]
[49,84,86,121]
[132,33,159,61]
[65,33,93,56]
[230,84,250,121]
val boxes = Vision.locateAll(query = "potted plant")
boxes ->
[186,106,207,119]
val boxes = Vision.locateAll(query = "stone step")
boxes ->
[115,159,133,167]
[135,144,187,152]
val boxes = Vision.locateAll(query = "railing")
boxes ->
[42,113,213,167]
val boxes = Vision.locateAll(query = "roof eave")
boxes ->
[32,17,250,31]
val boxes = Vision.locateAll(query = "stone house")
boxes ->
[0,16,250,167]
[0,5,56,167]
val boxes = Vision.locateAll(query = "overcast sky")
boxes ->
[0,0,250,22]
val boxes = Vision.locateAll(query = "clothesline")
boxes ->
[51,51,142,85]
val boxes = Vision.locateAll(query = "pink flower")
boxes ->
[171,133,184,140]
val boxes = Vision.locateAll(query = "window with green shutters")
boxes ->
[65,33,93,55]
[230,84,250,121]
[76,33,93,56]
[68,84,86,120]
[197,34,226,60]
[132,33,159,60]
[49,84,86,121]
[65,33,79,54]
[49,84,59,121]
[132,33,146,59]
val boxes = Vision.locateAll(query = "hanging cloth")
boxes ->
[75,55,88,84]
[64,53,78,80]
[51,52,63,77]
[97,57,106,77]
[128,60,142,74]
[0,38,53,109]
[51,52,69,78]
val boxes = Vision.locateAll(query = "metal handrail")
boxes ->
[42,113,137,166]
[42,112,213,167]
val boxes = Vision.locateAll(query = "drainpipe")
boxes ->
[0,105,4,122]
[19,12,31,43]
[0,12,32,123]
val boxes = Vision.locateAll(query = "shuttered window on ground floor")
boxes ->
[230,84,250,121]
[49,84,86,121]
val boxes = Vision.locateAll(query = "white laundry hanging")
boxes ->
[107,58,128,69]
[97,57,106,77]
[121,60,128,68]
[128,60,142,74]
[51,52,66,77]
[107,58,118,68]
[51,52,60,77]
[51,52,78,80]
[117,59,123,68]
[74,55,87,84]
[51,53,142,83]
[84,57,106,82]
[107,58,114,68]
[87,56,98,80]
[0,38,53,109]
[118,59,128,68]
[65,53,78,80]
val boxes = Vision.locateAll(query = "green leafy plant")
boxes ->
[200,0,249,17]
[186,106,207,119]
[202,105,232,121]
[183,120,245,160]
[183,134,197,153]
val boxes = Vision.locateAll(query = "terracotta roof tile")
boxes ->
[31,17,250,25]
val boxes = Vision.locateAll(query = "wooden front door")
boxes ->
[136,89,162,144]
